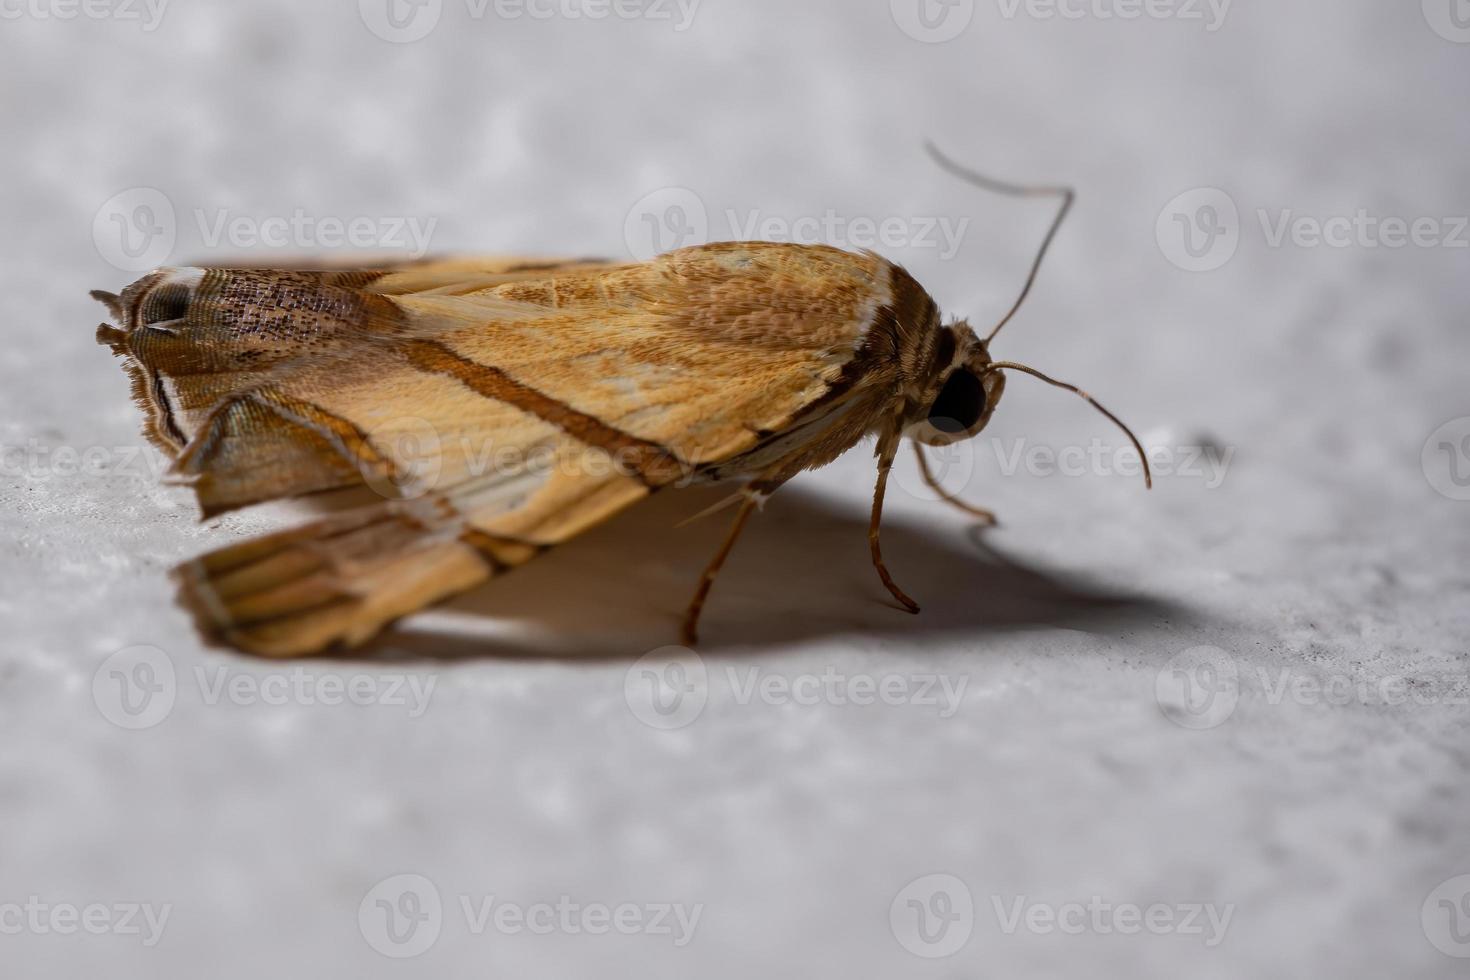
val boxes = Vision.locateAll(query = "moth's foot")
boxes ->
[878,573,921,615]
[679,618,700,648]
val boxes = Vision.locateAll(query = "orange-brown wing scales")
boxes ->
[399,242,893,465]
[97,243,897,655]
[176,493,499,657]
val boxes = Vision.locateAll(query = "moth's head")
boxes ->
[901,141,1151,490]
[905,318,1153,490]
[907,320,1006,447]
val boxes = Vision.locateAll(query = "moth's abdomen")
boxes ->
[97,266,398,368]
[94,267,411,514]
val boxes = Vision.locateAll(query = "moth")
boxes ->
[92,146,1150,658]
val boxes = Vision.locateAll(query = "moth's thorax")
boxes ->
[867,263,1004,446]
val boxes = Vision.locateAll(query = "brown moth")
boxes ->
[91,146,1150,658]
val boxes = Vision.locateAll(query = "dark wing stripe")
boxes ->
[458,529,547,572]
[400,339,689,487]
[250,389,398,481]
[149,370,188,451]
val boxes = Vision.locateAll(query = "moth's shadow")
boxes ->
[374,484,1182,661]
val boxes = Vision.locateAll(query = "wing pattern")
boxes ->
[95,244,905,654]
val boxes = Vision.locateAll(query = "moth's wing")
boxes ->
[95,244,907,655]
[92,257,630,514]
[390,242,911,467]
[171,462,645,657]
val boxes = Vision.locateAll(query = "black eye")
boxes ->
[927,370,987,434]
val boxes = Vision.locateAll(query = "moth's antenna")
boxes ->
[985,361,1153,490]
[925,141,1075,344]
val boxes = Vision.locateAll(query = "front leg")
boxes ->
[870,432,921,614]
[913,441,998,526]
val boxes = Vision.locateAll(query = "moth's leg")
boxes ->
[871,434,921,615]
[913,442,998,526]
[681,492,761,646]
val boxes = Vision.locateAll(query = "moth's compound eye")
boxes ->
[927,369,987,435]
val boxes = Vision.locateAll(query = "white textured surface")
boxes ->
[3,1,1469,976]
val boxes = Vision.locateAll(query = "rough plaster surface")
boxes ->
[2,1,1468,976]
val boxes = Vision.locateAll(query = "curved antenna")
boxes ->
[985,361,1153,490]
[925,141,1075,344]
